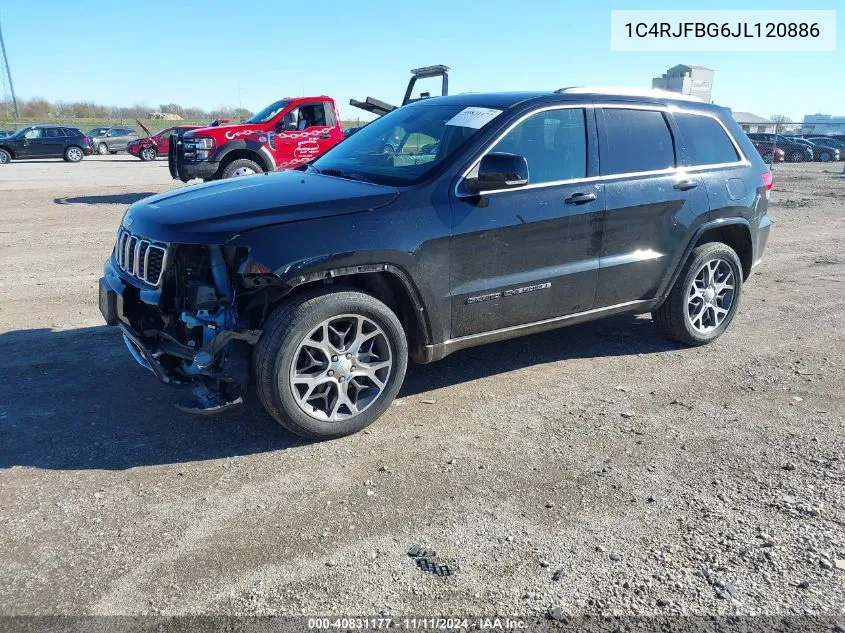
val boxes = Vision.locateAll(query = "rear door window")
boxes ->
[674,113,739,166]
[600,108,675,175]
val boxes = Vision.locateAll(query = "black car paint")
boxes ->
[102,91,771,384]
[0,125,92,160]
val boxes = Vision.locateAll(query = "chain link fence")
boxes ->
[734,118,845,172]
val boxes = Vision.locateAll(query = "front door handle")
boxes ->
[674,179,698,191]
[565,192,597,205]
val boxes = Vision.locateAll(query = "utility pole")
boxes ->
[0,16,19,119]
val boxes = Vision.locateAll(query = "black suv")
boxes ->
[100,89,772,439]
[0,125,93,164]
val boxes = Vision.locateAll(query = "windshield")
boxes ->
[312,103,503,186]
[244,100,291,124]
[10,126,30,138]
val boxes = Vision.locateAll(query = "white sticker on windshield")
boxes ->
[446,107,502,129]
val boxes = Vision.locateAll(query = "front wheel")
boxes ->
[64,146,84,162]
[817,151,832,162]
[789,151,805,163]
[140,147,157,161]
[652,242,743,346]
[97,143,108,155]
[221,158,263,179]
[253,289,408,439]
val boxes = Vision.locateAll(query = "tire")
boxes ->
[97,143,108,155]
[789,151,805,163]
[818,151,832,162]
[63,146,84,162]
[140,147,157,161]
[221,158,263,179]
[761,152,774,163]
[0,148,10,164]
[652,242,743,347]
[253,288,408,439]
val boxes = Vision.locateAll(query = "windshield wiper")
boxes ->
[318,168,372,183]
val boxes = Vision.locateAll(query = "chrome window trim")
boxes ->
[455,102,750,198]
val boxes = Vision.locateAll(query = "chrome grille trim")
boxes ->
[114,227,169,287]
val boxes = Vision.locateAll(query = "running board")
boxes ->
[418,300,653,363]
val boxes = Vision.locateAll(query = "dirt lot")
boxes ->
[1,156,843,619]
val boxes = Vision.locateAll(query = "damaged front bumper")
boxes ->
[99,257,261,388]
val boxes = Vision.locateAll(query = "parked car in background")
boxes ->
[789,137,839,162]
[0,125,93,164]
[747,133,813,162]
[127,123,201,161]
[752,141,784,163]
[804,136,845,160]
[102,88,772,438]
[86,126,140,155]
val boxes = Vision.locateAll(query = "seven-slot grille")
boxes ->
[114,227,168,286]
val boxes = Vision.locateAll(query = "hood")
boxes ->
[122,170,400,245]
[136,119,153,138]
[185,123,269,142]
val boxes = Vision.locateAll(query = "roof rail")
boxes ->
[555,86,704,102]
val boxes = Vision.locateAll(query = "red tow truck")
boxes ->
[168,66,451,181]
[169,96,344,181]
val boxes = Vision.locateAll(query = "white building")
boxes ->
[802,114,845,134]
[651,65,713,103]
[733,112,776,134]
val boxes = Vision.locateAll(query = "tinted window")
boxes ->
[601,109,674,175]
[674,113,739,166]
[312,103,499,186]
[491,108,587,183]
[24,128,43,139]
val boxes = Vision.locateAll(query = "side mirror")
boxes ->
[465,152,529,192]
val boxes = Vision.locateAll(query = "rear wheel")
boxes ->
[761,152,774,163]
[97,143,108,155]
[0,148,10,164]
[221,158,263,179]
[652,242,743,346]
[140,147,157,161]
[253,288,408,439]
[64,146,84,162]
[789,150,805,163]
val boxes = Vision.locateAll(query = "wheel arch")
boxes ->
[660,218,753,301]
[213,140,274,173]
[239,264,432,362]
[0,144,15,158]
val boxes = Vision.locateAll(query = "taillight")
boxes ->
[762,171,773,191]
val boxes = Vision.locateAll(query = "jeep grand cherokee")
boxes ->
[99,88,772,439]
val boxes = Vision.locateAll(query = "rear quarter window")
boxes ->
[601,108,675,175]
[674,113,740,166]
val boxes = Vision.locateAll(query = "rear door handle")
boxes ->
[674,179,698,191]
[564,192,597,205]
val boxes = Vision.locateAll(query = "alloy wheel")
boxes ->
[67,148,83,162]
[142,148,156,161]
[686,259,735,334]
[98,143,108,155]
[288,314,392,422]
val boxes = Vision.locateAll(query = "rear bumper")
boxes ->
[752,214,772,269]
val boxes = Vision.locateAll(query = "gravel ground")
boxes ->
[0,156,843,619]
